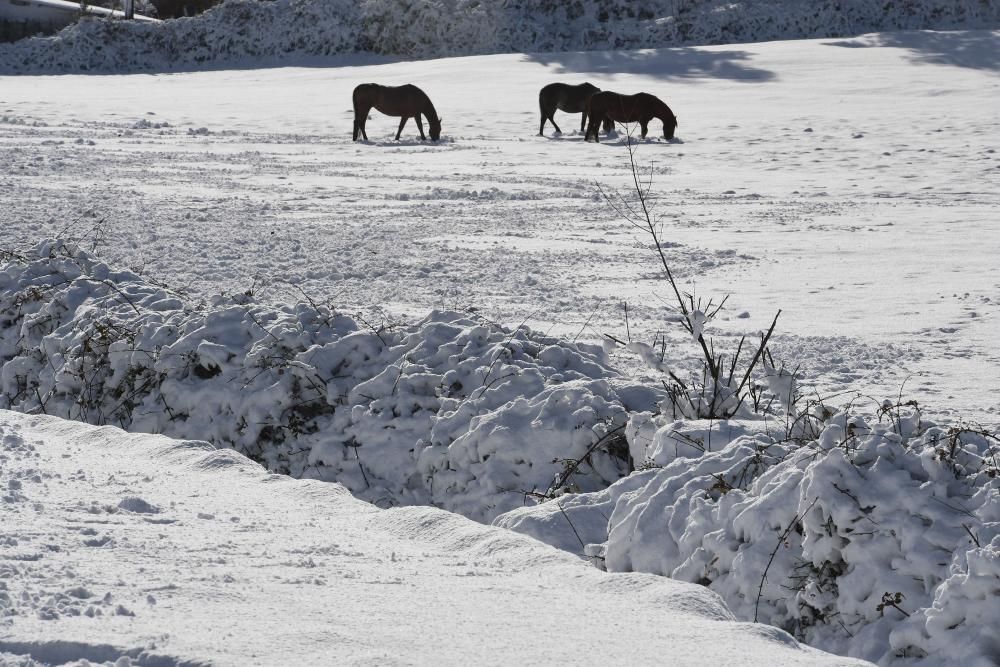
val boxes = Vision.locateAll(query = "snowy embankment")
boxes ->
[1,0,999,72]
[2,240,999,665]
[0,410,866,666]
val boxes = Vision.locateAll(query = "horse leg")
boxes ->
[640,121,649,139]
[580,113,587,134]
[585,113,599,142]
[395,116,409,140]
[415,115,426,140]
[602,117,613,134]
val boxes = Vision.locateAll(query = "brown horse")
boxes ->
[538,82,612,136]
[353,83,441,142]
[585,91,678,142]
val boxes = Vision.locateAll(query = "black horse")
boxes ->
[585,91,678,142]
[538,82,612,136]
[353,83,441,141]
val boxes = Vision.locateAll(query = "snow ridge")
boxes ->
[1,0,999,73]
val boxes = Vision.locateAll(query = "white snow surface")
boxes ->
[0,409,866,666]
[1,31,998,427]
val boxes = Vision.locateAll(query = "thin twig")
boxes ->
[755,497,818,623]
[557,501,586,552]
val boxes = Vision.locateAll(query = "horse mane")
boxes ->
[424,96,440,124]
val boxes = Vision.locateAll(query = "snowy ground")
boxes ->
[2,26,1000,667]
[1,30,998,427]
[0,410,868,666]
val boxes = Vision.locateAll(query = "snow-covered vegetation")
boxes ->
[500,409,1000,664]
[0,240,646,522]
[2,0,999,72]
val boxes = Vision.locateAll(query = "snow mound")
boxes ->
[496,409,1000,665]
[0,409,868,666]
[2,0,998,73]
[0,239,640,522]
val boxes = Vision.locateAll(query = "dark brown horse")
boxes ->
[538,82,612,136]
[353,83,441,142]
[585,91,678,142]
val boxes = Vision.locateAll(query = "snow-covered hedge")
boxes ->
[2,0,998,73]
[497,409,1000,665]
[0,240,653,521]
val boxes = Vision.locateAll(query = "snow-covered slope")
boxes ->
[1,0,998,73]
[0,410,867,666]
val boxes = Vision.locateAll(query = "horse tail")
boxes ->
[584,94,601,141]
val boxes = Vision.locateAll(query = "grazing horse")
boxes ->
[352,83,442,142]
[584,91,678,143]
[538,82,613,136]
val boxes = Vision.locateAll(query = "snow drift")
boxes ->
[0,409,867,666]
[1,0,999,72]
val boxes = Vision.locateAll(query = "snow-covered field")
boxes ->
[2,23,1000,667]
[2,31,998,425]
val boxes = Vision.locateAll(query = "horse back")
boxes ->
[542,82,600,113]
[358,83,431,117]
[591,91,672,123]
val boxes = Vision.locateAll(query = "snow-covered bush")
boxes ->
[497,407,1000,665]
[0,239,648,521]
[2,0,998,73]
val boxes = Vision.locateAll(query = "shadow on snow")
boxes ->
[825,29,1000,72]
[522,47,776,83]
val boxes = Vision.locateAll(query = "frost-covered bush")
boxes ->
[497,408,1000,665]
[1,0,998,73]
[0,239,647,521]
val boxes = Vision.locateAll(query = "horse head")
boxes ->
[664,113,678,140]
[430,116,442,141]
